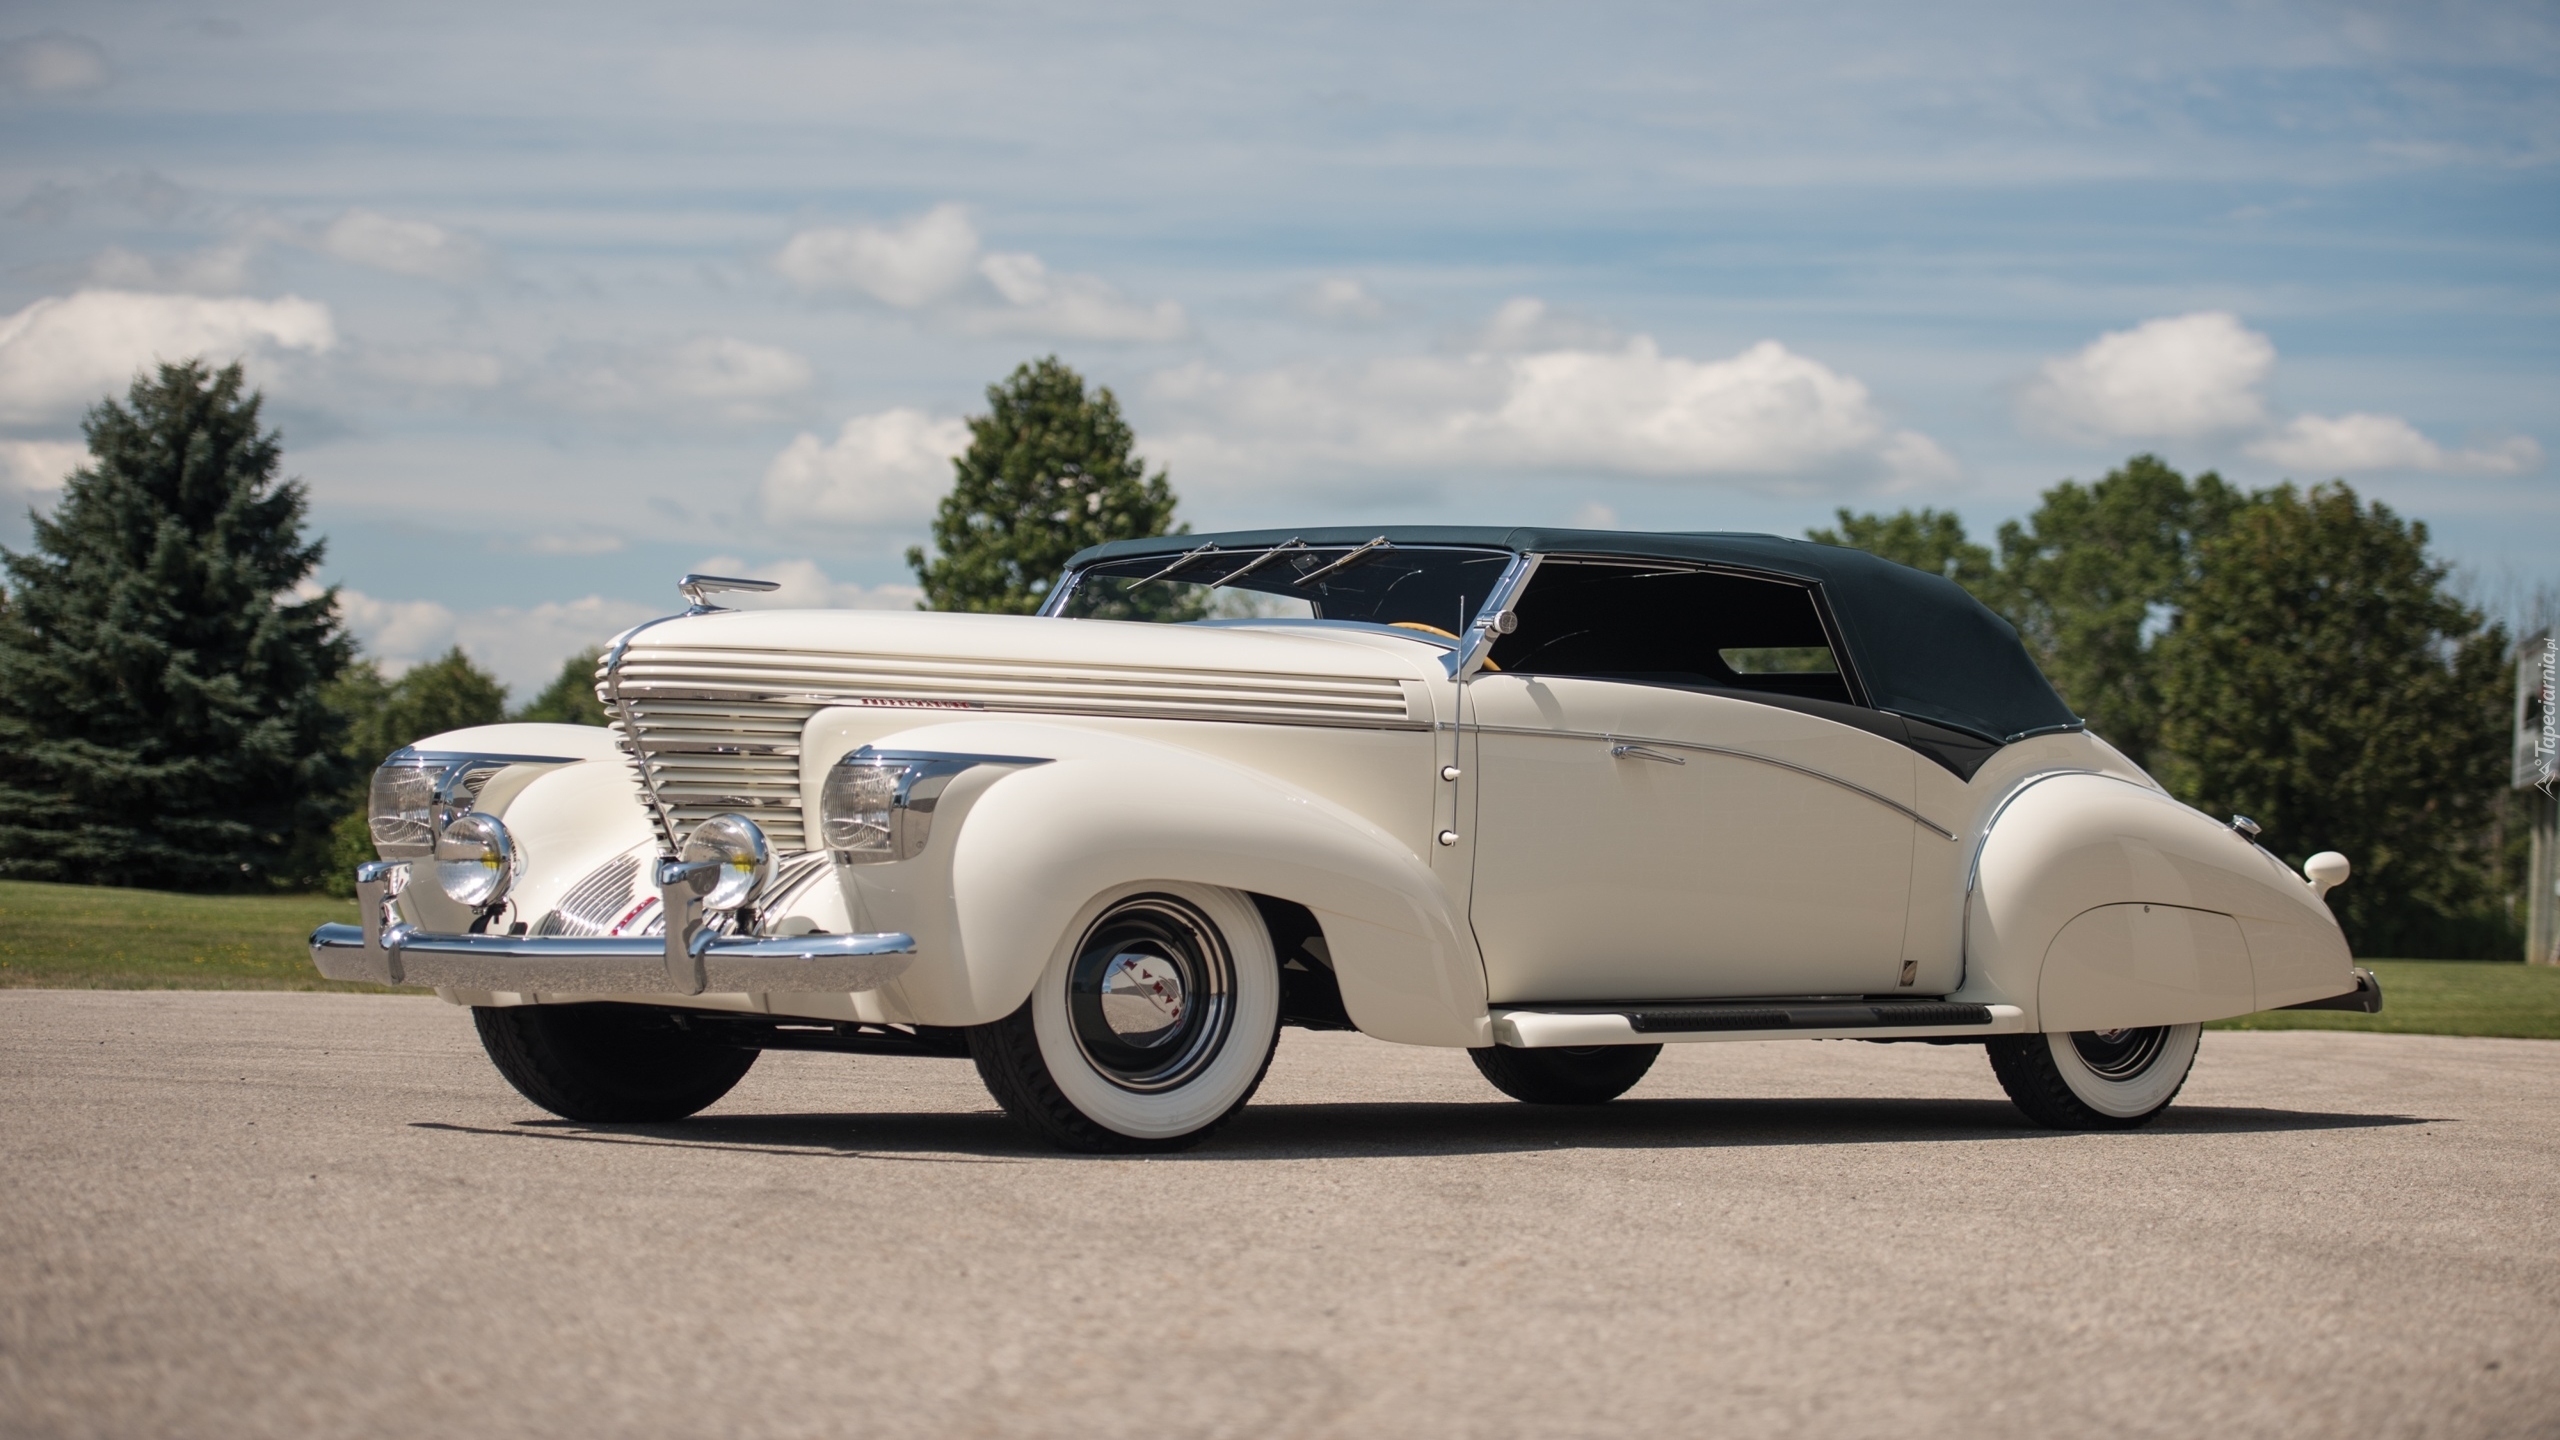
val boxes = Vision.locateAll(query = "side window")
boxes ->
[1487,561,1855,706]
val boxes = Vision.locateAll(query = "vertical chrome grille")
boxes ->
[530,849,645,937]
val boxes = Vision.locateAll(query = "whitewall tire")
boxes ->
[1987,1023,2201,1130]
[968,883,1281,1152]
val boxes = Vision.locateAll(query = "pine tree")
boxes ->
[0,362,353,890]
[907,357,1182,613]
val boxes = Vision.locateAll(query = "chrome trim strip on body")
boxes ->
[1964,769,2114,896]
[1955,767,2115,998]
[1492,1003,2030,1047]
[311,921,917,996]
[389,748,583,768]
[614,696,1434,734]
[1440,719,1961,840]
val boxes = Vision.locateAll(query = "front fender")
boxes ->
[835,720,1489,1046]
[1965,771,2353,1030]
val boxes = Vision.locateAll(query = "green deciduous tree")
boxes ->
[2154,484,2515,957]
[513,646,608,726]
[1812,468,2521,957]
[907,357,1182,613]
[1994,455,2243,771]
[0,362,352,890]
[338,648,509,763]
[1807,506,1997,597]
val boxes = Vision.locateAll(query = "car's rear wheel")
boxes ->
[472,1003,758,1122]
[968,884,1281,1153]
[1471,1043,1661,1104]
[1987,1023,2200,1130]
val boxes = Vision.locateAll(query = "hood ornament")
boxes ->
[678,573,782,615]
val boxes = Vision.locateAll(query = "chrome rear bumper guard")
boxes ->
[310,861,916,997]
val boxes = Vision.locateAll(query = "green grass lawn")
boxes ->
[2208,959,2560,1041]
[2,879,2556,1034]
[0,879,417,992]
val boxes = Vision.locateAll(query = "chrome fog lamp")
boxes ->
[434,812,516,909]
[680,813,774,912]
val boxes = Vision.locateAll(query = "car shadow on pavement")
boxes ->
[1202,1096,2436,1159]
[412,1095,2433,1163]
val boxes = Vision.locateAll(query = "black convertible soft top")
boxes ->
[1065,526,2080,745]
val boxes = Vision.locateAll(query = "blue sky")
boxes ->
[1,1,2553,691]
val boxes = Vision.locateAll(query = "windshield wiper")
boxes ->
[1290,536,1392,587]
[1201,538,1308,588]
[1129,542,1221,589]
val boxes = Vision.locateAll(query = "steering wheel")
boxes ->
[1387,621,1501,671]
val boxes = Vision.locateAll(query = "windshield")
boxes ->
[1055,541,1517,637]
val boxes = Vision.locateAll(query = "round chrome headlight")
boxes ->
[434,812,515,909]
[681,813,773,912]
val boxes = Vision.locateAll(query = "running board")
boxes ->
[1491,1000,2027,1048]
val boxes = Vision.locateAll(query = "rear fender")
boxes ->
[1964,771,2354,1029]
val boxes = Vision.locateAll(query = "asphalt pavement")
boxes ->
[2,989,2554,1439]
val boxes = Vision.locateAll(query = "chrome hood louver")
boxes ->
[601,607,1431,853]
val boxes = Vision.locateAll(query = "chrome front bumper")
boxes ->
[310,861,916,997]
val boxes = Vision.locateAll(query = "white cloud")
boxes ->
[1567,501,1619,529]
[775,203,981,306]
[761,407,967,529]
[0,31,111,95]
[12,171,188,226]
[1479,296,1619,353]
[1293,277,1389,326]
[0,290,336,424]
[359,345,505,390]
[85,243,258,293]
[775,203,1186,341]
[1145,305,1952,491]
[317,209,493,284]
[0,439,89,500]
[2021,311,2275,440]
[333,589,459,675]
[547,334,813,418]
[686,556,923,612]
[2248,412,2543,476]
[333,586,659,693]
[971,252,1188,342]
[2025,312,2545,477]
[655,335,813,403]
[457,596,662,693]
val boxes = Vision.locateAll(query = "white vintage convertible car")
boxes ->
[314,528,2378,1150]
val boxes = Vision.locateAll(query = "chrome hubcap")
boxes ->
[2071,1026,2169,1080]
[1066,896,1235,1093]
[1098,951,1188,1039]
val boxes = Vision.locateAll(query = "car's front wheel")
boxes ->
[968,884,1281,1153]
[1987,1023,2200,1130]
[473,1003,759,1123]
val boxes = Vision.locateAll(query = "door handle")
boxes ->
[1608,743,1686,765]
